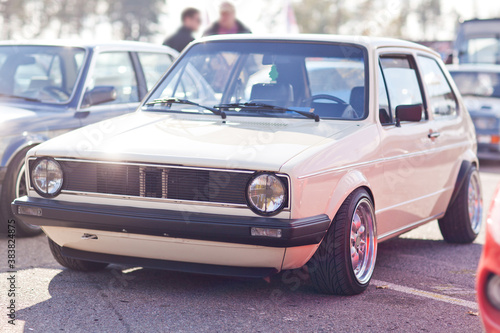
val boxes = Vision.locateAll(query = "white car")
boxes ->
[13,35,481,295]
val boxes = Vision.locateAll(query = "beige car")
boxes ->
[13,35,481,295]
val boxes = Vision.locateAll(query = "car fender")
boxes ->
[324,170,373,223]
[2,134,47,168]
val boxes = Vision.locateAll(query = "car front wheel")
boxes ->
[308,188,377,295]
[0,149,42,237]
[48,238,109,271]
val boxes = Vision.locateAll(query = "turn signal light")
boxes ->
[250,227,282,238]
[17,206,42,217]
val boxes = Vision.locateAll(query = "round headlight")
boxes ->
[486,274,500,310]
[246,173,287,216]
[31,158,63,197]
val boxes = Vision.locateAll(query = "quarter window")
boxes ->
[417,56,457,118]
[380,56,425,120]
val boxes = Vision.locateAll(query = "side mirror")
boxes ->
[82,86,117,107]
[395,104,422,126]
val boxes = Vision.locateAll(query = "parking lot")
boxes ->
[0,160,498,332]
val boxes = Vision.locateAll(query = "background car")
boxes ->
[12,35,480,295]
[0,41,177,236]
[448,64,500,159]
[454,18,500,65]
[477,183,500,332]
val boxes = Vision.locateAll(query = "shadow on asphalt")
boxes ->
[16,237,483,332]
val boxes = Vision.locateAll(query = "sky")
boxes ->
[156,0,500,43]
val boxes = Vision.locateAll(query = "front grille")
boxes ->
[53,160,288,206]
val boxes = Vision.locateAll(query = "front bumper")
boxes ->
[12,196,330,248]
[477,141,500,160]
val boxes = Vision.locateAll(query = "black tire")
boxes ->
[48,238,108,271]
[0,148,42,237]
[307,189,377,295]
[438,165,482,244]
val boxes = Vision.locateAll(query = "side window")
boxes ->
[380,56,425,120]
[378,65,391,124]
[88,52,139,104]
[417,56,457,118]
[137,52,173,90]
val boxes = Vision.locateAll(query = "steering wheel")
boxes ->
[42,86,70,100]
[305,94,347,105]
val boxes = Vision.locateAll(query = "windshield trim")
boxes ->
[0,45,88,106]
[140,107,365,122]
[141,40,370,122]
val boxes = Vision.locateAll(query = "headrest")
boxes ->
[349,86,365,116]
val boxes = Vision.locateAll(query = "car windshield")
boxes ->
[450,71,500,98]
[144,41,367,120]
[0,45,86,104]
[463,37,500,64]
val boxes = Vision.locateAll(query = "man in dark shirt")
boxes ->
[203,2,251,36]
[163,8,201,53]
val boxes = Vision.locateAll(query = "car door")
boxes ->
[376,51,443,238]
[416,54,466,214]
[78,51,141,126]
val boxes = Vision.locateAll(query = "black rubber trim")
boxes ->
[62,246,278,278]
[12,196,330,247]
[447,160,472,209]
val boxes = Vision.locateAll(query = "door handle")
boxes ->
[428,131,441,139]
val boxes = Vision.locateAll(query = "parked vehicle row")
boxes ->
[448,64,500,160]
[0,41,177,235]
[11,35,482,295]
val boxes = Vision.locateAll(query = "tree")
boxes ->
[0,0,27,39]
[0,0,166,41]
[294,0,346,34]
[106,0,165,41]
[417,0,442,39]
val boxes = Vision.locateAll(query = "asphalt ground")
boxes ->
[1,160,499,332]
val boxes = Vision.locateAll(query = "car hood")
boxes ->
[33,111,360,171]
[0,104,38,134]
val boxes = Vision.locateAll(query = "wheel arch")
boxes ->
[447,158,476,210]
[325,170,375,222]
[2,140,42,170]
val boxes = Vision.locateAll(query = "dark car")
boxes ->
[0,40,177,236]
[448,64,500,159]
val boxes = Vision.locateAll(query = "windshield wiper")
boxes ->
[0,93,41,102]
[146,98,226,119]
[216,102,320,122]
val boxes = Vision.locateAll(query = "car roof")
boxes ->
[446,64,500,73]
[0,39,177,54]
[195,34,438,55]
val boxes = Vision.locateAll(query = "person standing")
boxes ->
[203,2,251,36]
[163,8,201,53]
